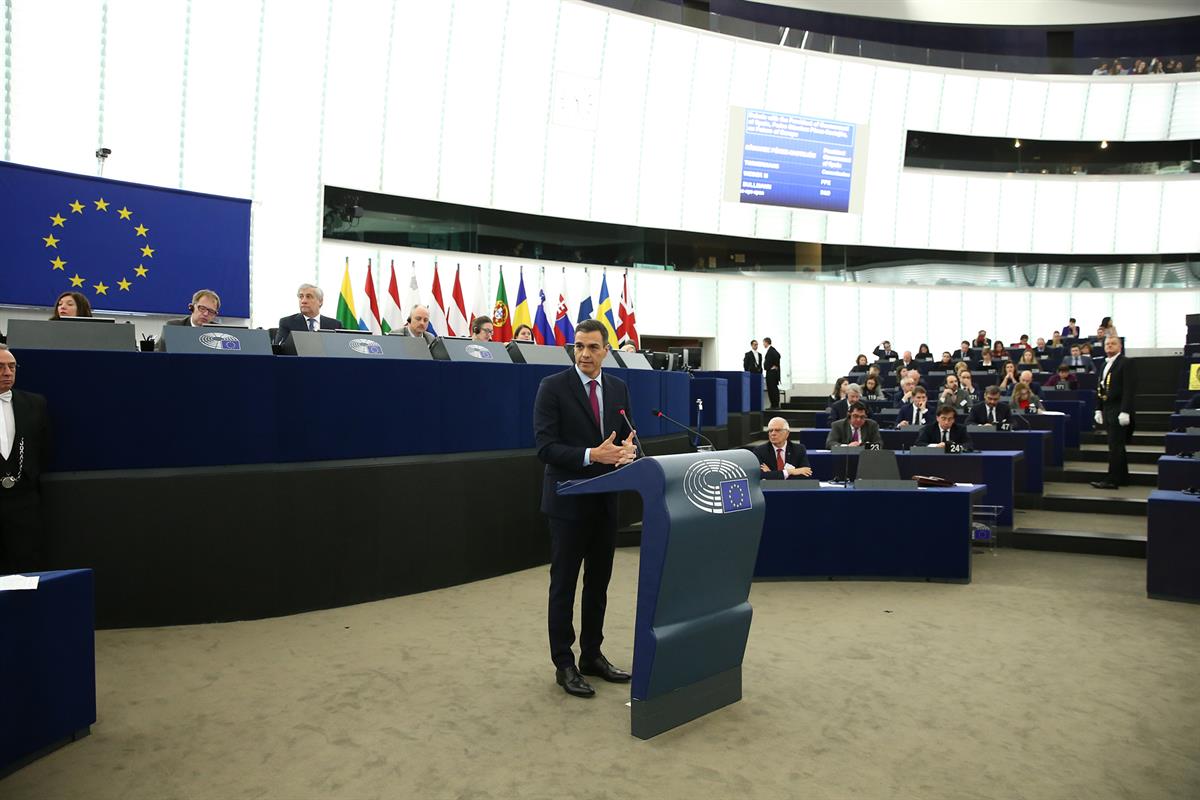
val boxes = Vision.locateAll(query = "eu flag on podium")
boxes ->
[720,479,753,513]
[0,161,251,317]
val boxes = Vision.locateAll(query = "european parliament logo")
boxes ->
[0,161,251,317]
[683,458,753,515]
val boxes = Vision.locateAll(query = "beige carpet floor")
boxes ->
[3,549,1198,800]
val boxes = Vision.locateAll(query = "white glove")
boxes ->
[1118,412,1130,427]
[1094,410,1104,425]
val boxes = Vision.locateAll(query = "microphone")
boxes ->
[650,408,715,451]
[617,408,643,459]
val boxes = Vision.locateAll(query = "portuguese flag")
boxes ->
[492,266,513,342]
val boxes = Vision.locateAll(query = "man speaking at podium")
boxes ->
[533,318,638,699]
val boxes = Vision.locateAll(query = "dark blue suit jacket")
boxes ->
[969,401,1012,426]
[751,441,810,480]
[895,402,930,428]
[915,421,973,448]
[275,313,343,344]
[533,367,633,520]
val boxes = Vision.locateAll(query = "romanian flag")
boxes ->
[596,272,619,348]
[492,266,513,342]
[335,257,358,330]
[512,267,532,334]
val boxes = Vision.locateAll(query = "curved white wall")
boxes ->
[2,0,1198,381]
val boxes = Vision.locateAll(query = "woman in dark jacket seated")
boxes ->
[849,353,869,373]
[861,375,886,401]
[829,377,848,404]
[915,343,933,360]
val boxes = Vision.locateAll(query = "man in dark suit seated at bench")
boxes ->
[828,383,862,422]
[826,402,882,449]
[915,405,974,450]
[968,385,1011,427]
[896,386,931,429]
[274,283,342,344]
[751,417,812,479]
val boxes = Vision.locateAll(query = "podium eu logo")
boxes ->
[720,479,752,513]
[683,458,752,514]
[0,162,251,316]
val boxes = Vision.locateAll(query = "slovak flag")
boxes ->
[554,268,574,345]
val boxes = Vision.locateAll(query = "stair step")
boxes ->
[1067,446,1161,465]
[1016,489,1148,516]
[1045,465,1158,486]
[1081,432,1165,446]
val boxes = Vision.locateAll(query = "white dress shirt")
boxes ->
[0,391,14,460]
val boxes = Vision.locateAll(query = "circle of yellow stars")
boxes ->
[42,197,156,296]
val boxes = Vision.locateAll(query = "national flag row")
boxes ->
[333,260,638,349]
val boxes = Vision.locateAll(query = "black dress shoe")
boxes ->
[555,665,595,698]
[579,654,631,683]
[1090,480,1119,489]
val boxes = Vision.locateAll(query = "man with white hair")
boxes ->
[828,382,863,422]
[275,283,341,344]
[751,417,812,479]
[401,304,436,345]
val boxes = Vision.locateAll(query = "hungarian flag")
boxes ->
[361,259,383,334]
[512,267,532,334]
[554,268,574,345]
[618,269,638,348]
[335,257,358,330]
[492,266,513,342]
[429,261,448,338]
[447,264,469,336]
[380,260,403,333]
[533,283,555,346]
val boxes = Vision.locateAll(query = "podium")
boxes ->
[558,449,765,739]
[283,330,432,360]
[6,319,136,352]
[159,325,273,355]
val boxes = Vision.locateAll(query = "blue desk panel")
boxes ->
[1019,412,1067,465]
[690,378,728,429]
[1147,490,1200,603]
[1042,390,1095,432]
[1166,433,1200,456]
[805,450,1019,526]
[756,485,983,582]
[14,350,691,470]
[1157,456,1200,491]
[1041,400,1084,446]
[797,429,1045,493]
[0,569,96,773]
[694,371,751,414]
[1169,414,1200,432]
[748,373,763,412]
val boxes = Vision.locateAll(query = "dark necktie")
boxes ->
[942,429,949,443]
[588,380,601,428]
[913,406,919,425]
[307,318,316,332]
[776,448,784,471]
[851,427,859,443]
[989,406,995,424]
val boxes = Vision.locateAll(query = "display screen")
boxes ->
[733,109,859,213]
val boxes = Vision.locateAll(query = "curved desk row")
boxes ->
[15,350,693,471]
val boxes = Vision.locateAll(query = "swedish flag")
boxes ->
[596,272,619,348]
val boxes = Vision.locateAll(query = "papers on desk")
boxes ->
[818,481,851,488]
[0,574,40,591]
[955,482,976,487]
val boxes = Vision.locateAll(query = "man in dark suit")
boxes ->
[742,340,763,374]
[1062,345,1093,372]
[954,341,973,363]
[763,337,781,409]
[1091,336,1135,489]
[969,386,1011,427]
[399,304,437,345]
[872,341,897,361]
[826,402,882,448]
[155,289,221,350]
[752,417,812,479]
[896,351,919,374]
[896,386,931,428]
[827,383,862,423]
[915,405,973,450]
[0,345,51,575]
[274,283,342,344]
[533,318,638,698]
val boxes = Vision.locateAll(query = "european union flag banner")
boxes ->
[720,478,753,513]
[0,161,251,317]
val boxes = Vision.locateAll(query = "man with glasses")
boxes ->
[533,319,638,699]
[156,289,222,350]
[0,345,51,576]
[826,401,882,448]
[752,417,811,479]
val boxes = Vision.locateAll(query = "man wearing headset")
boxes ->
[155,289,222,350]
